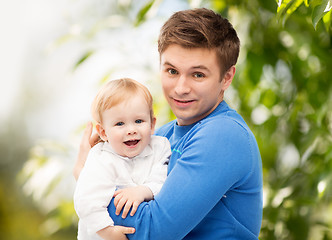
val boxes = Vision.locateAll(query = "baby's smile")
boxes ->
[124,139,140,147]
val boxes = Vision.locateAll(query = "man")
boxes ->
[74,8,263,240]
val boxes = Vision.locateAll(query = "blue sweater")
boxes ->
[108,101,263,239]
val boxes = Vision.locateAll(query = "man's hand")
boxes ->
[73,122,101,180]
[97,225,135,240]
[114,186,153,218]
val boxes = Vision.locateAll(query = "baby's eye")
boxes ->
[115,122,124,126]
[168,68,178,75]
[135,119,143,124]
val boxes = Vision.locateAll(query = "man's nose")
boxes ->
[174,75,190,95]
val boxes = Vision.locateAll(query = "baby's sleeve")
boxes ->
[143,136,171,195]
[74,145,117,235]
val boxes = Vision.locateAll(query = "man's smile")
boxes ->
[172,98,196,107]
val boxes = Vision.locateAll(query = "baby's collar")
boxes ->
[102,141,153,160]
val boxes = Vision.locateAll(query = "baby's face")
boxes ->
[101,94,153,158]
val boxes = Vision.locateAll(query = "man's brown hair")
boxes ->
[158,8,240,76]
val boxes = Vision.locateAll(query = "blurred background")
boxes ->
[0,0,331,239]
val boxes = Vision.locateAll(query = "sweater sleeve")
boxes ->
[143,136,171,195]
[74,144,117,235]
[108,119,256,239]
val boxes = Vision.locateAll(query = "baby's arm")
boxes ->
[111,137,170,220]
[113,185,153,218]
[74,143,135,239]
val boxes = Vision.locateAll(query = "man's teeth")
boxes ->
[177,100,192,103]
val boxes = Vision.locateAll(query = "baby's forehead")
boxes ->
[104,97,150,115]
[115,92,149,107]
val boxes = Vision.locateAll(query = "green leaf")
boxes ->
[74,50,94,70]
[304,0,309,7]
[277,0,304,25]
[212,0,227,12]
[322,7,332,31]
[312,0,330,29]
[287,0,304,14]
[100,71,113,84]
[135,0,155,27]
[277,0,294,16]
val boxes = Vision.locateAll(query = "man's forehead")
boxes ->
[160,46,218,70]
[161,44,217,59]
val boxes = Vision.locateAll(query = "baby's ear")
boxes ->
[96,123,108,141]
[151,117,156,135]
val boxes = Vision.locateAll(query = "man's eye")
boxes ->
[193,72,205,78]
[115,122,124,126]
[168,68,178,75]
[135,119,143,124]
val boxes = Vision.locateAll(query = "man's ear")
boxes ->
[221,66,236,91]
[96,123,108,142]
[151,117,156,135]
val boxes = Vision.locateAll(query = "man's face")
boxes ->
[160,44,229,126]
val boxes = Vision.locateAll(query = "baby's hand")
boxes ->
[113,186,153,218]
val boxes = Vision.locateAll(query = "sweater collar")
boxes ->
[173,100,229,136]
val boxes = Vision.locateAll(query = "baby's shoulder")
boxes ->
[150,135,170,148]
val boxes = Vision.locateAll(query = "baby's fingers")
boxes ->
[114,189,123,197]
[114,189,125,208]
[114,193,122,207]
[115,197,127,216]
[122,200,133,219]
[130,201,140,216]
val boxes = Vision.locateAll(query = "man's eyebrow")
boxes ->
[163,62,210,72]
[192,65,211,73]
[163,61,176,68]
[192,65,209,70]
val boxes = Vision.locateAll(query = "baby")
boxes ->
[74,78,171,239]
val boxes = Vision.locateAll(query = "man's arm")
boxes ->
[73,121,100,180]
[97,225,135,240]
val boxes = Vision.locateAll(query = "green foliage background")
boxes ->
[0,0,331,239]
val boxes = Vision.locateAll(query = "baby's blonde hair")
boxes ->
[91,78,154,124]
